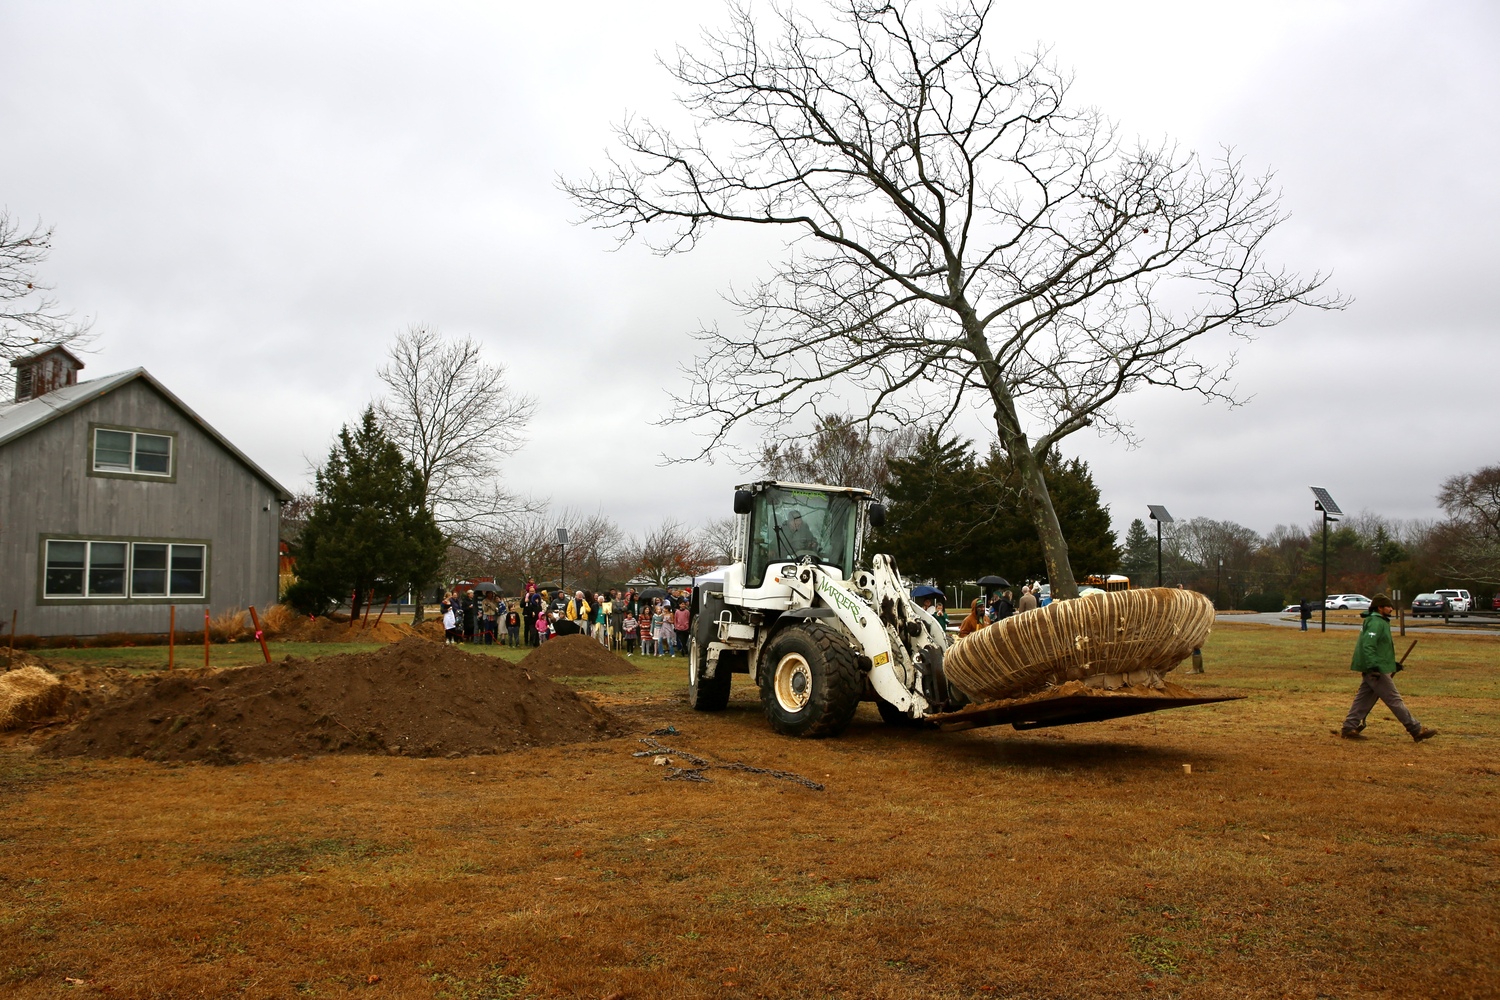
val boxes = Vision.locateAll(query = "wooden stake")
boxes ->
[374,593,391,628]
[204,609,211,667]
[168,605,175,670]
[362,593,373,627]
[248,605,272,664]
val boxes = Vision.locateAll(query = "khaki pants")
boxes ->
[1343,670,1420,735]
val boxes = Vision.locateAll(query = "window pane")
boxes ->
[45,541,86,596]
[132,543,168,596]
[88,542,128,596]
[134,434,172,474]
[169,545,205,596]
[94,429,133,471]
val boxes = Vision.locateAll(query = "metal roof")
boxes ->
[735,479,875,498]
[0,367,292,500]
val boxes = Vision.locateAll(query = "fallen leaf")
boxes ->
[1260,834,1272,842]
[64,978,87,985]
[366,974,381,985]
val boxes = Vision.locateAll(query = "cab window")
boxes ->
[744,486,859,587]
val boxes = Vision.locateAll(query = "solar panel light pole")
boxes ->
[1148,505,1174,587]
[1310,487,1343,633]
[557,527,569,595]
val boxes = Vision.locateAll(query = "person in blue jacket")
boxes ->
[1341,594,1437,741]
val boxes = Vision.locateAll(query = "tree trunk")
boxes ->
[963,319,1080,599]
[411,585,426,625]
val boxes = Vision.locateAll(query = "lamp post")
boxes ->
[1148,505,1174,587]
[1310,487,1343,633]
[557,527,569,595]
[1216,557,1223,610]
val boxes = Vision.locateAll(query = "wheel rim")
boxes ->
[689,638,700,688]
[773,652,813,713]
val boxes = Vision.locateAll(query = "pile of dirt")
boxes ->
[517,634,640,677]
[1,666,65,731]
[43,637,624,764]
[274,615,429,644]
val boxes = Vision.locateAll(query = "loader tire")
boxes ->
[759,622,861,738]
[688,636,731,711]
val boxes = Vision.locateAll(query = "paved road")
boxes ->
[1217,612,1499,637]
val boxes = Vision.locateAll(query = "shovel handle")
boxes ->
[1399,639,1418,666]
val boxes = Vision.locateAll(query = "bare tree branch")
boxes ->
[375,325,539,541]
[0,209,94,394]
[564,0,1343,597]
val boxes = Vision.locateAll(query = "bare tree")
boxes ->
[375,325,537,539]
[698,516,740,564]
[632,519,717,586]
[566,1,1340,597]
[1,210,93,395]
[760,414,923,495]
[1433,465,1500,586]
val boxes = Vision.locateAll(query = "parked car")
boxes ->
[1493,592,1500,612]
[1434,589,1472,616]
[1324,594,1372,611]
[1410,593,1449,617]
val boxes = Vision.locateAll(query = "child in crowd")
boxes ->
[622,611,638,655]
[535,609,550,643]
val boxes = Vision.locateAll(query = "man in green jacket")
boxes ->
[1341,594,1437,741]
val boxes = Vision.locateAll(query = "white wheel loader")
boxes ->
[688,480,1237,738]
[688,480,961,738]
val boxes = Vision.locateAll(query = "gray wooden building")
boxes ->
[1,348,290,637]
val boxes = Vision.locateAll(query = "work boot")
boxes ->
[1412,727,1438,742]
[1340,728,1365,739]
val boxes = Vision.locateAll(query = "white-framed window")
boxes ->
[43,539,207,599]
[92,427,174,476]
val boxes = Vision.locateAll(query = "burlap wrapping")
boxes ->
[942,588,1215,702]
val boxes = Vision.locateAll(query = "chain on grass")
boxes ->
[632,737,825,791]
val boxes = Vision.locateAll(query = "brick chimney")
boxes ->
[11,345,84,402]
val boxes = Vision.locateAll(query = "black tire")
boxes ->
[758,622,862,738]
[688,635,731,711]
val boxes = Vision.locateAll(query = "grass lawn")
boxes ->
[1,623,1496,998]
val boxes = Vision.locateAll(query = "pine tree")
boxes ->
[290,408,446,617]
[875,436,1119,588]
[1121,518,1157,584]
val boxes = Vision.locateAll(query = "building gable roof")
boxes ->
[0,367,292,500]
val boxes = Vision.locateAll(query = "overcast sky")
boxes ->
[2,0,1496,545]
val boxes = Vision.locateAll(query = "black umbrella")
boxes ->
[910,585,944,600]
[472,582,500,594]
[535,581,562,592]
[977,575,1010,594]
[638,586,670,602]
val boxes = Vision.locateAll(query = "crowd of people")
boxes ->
[909,581,1052,638]
[439,579,696,656]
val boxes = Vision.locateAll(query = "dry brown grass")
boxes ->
[1,623,1496,998]
[208,608,249,643]
[256,603,298,638]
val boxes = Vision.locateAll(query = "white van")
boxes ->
[1434,589,1472,615]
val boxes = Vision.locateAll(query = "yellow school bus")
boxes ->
[1084,574,1131,592]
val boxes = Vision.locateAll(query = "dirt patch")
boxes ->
[43,637,624,763]
[517,634,640,677]
[273,615,432,644]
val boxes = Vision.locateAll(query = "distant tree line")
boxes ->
[1117,463,1500,609]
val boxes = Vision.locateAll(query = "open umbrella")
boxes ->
[638,586,670,602]
[535,581,562,592]
[472,582,500,594]
[977,575,1010,594]
[910,585,944,600]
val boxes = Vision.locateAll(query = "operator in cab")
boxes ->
[779,509,821,558]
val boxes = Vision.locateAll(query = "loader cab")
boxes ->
[735,482,873,588]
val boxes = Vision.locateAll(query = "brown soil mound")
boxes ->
[517,634,640,677]
[43,637,624,764]
[275,615,429,644]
